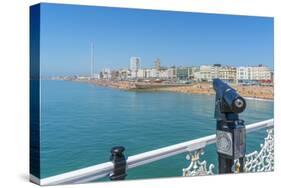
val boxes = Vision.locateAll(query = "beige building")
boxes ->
[195,64,237,83]
[219,66,236,82]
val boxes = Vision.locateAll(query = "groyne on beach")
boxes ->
[74,79,274,100]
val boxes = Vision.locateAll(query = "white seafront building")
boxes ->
[195,65,212,81]
[236,66,251,80]
[135,68,165,79]
[236,65,272,83]
[193,64,272,83]
[130,57,141,79]
[250,65,272,81]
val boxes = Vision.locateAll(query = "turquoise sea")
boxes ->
[40,80,273,180]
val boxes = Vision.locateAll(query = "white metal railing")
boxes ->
[30,119,274,185]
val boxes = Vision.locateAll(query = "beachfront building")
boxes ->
[155,58,161,71]
[236,65,272,84]
[132,68,158,79]
[130,57,141,79]
[219,66,237,83]
[142,68,150,78]
[100,68,111,80]
[195,65,212,82]
[156,67,176,80]
[153,68,160,78]
[236,66,251,82]
[136,69,146,79]
[77,75,90,80]
[188,66,199,80]
[176,67,189,80]
[126,65,177,80]
[110,70,119,80]
[211,64,221,79]
[250,65,272,81]
[118,69,130,80]
[176,66,198,81]
[159,71,168,79]
[167,67,177,80]
[194,64,237,83]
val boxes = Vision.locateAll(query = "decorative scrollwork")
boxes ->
[244,128,274,172]
[183,148,215,176]
[183,128,273,176]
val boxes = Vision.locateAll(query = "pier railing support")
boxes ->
[109,146,127,180]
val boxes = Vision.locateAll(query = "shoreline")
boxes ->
[72,79,274,100]
[244,97,273,102]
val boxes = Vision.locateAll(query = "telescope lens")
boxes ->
[234,98,244,108]
[232,97,246,113]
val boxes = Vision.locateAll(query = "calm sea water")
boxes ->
[40,80,273,180]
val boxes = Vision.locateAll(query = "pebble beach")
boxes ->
[75,80,274,100]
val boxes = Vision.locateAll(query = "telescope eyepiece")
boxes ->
[231,97,246,113]
[234,98,244,108]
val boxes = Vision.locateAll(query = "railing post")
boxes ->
[213,79,247,173]
[109,146,127,180]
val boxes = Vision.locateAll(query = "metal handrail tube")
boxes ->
[34,119,273,185]
[245,119,274,133]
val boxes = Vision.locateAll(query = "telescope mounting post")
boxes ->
[213,79,246,174]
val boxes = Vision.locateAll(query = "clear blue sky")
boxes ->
[39,3,274,76]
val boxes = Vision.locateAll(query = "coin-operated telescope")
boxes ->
[213,79,246,173]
